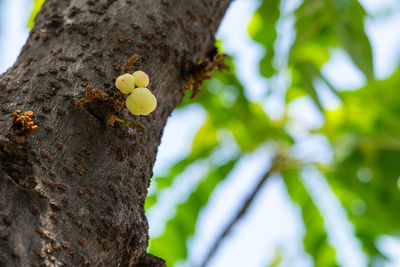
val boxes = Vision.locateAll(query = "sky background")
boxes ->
[1,0,400,266]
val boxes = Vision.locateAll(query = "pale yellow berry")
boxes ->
[126,88,157,116]
[115,73,135,94]
[132,71,149,88]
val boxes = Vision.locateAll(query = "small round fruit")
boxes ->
[132,71,149,88]
[126,88,157,116]
[115,73,135,94]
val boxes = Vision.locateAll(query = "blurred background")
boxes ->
[1,0,400,266]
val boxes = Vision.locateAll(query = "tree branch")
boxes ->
[200,160,278,267]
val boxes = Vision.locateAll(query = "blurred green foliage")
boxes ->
[146,0,400,266]
[319,69,400,260]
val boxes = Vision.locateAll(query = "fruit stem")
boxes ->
[115,117,146,131]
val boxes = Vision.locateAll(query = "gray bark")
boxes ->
[0,0,231,266]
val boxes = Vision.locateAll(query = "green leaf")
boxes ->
[248,0,281,78]
[301,61,324,112]
[28,0,45,29]
[283,169,338,267]
[333,1,374,80]
[191,118,220,155]
[290,61,324,112]
[267,248,283,267]
[290,0,333,63]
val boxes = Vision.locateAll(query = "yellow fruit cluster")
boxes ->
[115,71,157,116]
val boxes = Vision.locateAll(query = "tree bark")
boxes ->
[0,0,231,266]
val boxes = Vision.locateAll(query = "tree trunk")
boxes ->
[0,0,231,266]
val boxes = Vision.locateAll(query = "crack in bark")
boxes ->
[0,134,37,189]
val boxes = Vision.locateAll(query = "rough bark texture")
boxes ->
[0,0,231,266]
